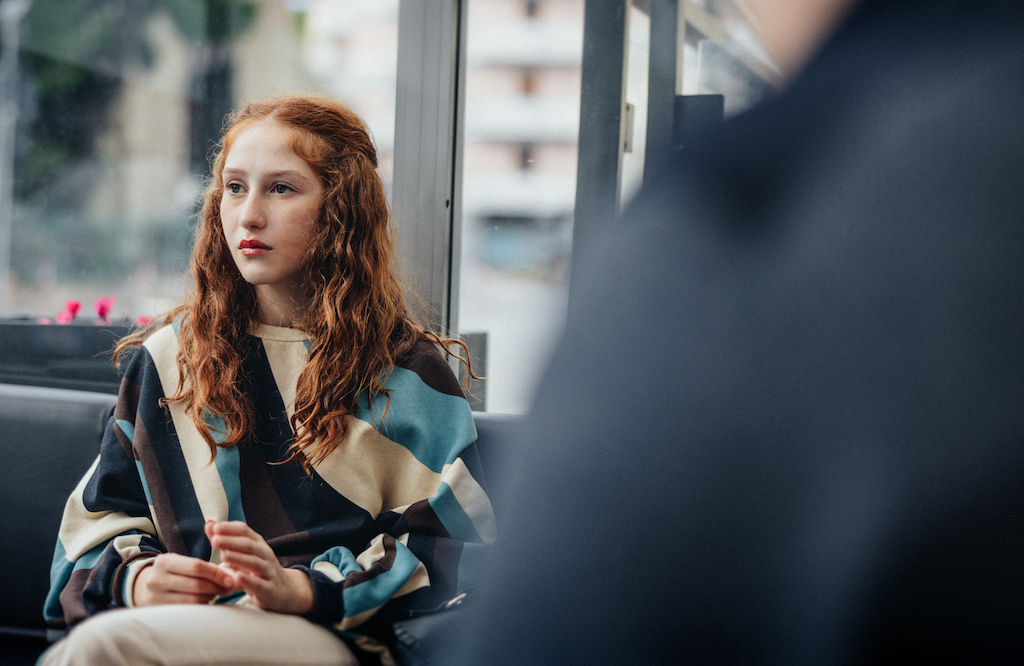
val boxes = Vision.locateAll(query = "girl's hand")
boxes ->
[205,520,314,615]
[133,552,235,606]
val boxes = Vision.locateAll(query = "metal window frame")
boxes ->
[393,0,467,337]
[390,0,780,412]
[571,0,631,288]
[392,0,641,329]
[573,0,781,259]
[391,0,779,325]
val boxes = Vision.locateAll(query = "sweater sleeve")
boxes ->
[300,344,496,636]
[43,350,165,628]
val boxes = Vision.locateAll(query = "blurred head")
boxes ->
[735,0,859,76]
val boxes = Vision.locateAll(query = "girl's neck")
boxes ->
[255,285,306,329]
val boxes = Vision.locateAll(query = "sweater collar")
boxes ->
[252,323,310,342]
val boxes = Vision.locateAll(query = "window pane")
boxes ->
[458,0,583,413]
[1,0,398,323]
[456,0,775,413]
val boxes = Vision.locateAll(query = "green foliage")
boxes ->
[14,55,120,201]
[12,0,258,203]
[23,0,143,72]
[159,0,258,45]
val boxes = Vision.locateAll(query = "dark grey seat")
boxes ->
[0,384,116,663]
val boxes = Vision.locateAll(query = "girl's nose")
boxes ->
[238,194,266,229]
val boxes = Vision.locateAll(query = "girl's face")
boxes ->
[220,119,324,323]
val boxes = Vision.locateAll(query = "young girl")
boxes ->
[41,95,494,666]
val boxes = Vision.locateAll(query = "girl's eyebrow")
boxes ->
[222,168,312,181]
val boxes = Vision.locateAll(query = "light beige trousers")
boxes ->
[39,605,358,666]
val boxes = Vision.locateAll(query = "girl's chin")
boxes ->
[248,278,310,299]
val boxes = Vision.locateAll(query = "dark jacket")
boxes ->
[464,0,1024,663]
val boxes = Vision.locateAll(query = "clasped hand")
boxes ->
[132,520,314,615]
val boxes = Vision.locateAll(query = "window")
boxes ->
[0,0,400,324]
[457,0,582,413]
[1,0,774,412]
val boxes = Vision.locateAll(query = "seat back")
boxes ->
[0,384,116,638]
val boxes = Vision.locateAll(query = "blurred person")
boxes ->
[41,95,493,666]
[460,0,1024,663]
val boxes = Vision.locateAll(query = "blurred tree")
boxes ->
[159,0,259,173]
[8,0,257,202]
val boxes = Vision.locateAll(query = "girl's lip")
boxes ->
[240,239,271,250]
[239,239,271,256]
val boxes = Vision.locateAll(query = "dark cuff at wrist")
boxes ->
[294,565,345,624]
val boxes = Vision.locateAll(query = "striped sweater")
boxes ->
[45,323,495,641]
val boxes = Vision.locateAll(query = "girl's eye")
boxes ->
[227,183,243,194]
[273,183,294,194]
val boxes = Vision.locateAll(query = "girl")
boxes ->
[42,95,494,666]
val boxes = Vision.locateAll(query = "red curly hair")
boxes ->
[116,94,470,471]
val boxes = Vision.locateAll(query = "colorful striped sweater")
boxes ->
[45,323,495,641]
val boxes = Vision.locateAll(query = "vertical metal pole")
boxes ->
[571,0,630,290]
[0,0,30,314]
[643,0,680,181]
[392,0,467,336]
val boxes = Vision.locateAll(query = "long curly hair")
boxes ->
[116,94,471,472]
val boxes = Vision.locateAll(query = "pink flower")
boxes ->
[55,299,82,325]
[94,296,116,324]
[134,314,153,327]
